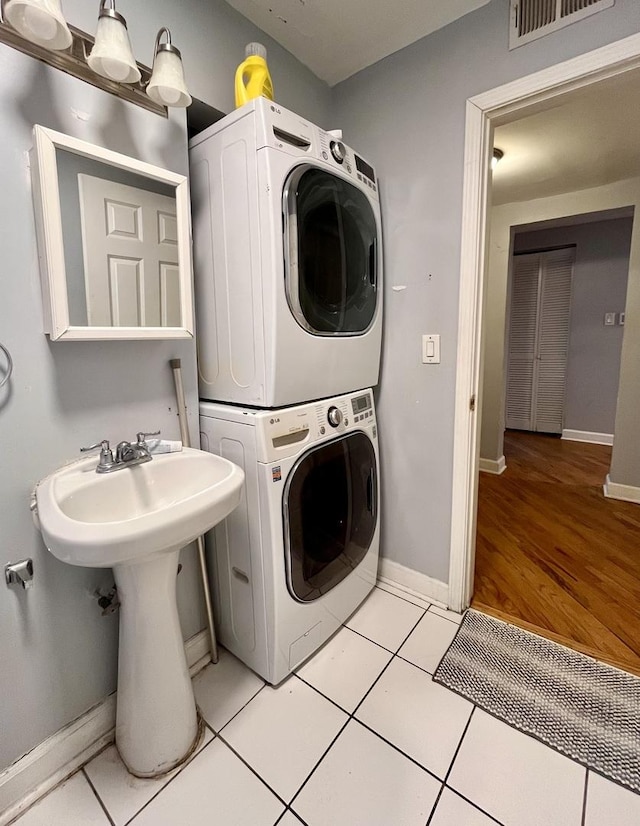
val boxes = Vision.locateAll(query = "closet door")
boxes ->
[505,254,540,430]
[505,248,574,434]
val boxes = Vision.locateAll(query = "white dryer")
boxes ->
[190,98,383,408]
[199,389,380,684]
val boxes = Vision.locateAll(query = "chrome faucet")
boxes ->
[81,431,160,473]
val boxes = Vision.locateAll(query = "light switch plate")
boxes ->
[618,312,625,326]
[604,312,616,326]
[422,334,440,364]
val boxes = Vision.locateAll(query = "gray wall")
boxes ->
[332,0,640,583]
[513,218,632,436]
[0,1,330,775]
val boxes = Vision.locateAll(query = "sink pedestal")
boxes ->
[35,447,244,777]
[113,549,200,777]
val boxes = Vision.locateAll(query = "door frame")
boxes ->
[447,32,640,613]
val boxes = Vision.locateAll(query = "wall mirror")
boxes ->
[30,125,194,340]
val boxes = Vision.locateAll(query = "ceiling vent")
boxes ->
[509,0,615,49]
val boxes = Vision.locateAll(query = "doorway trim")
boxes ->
[448,31,640,613]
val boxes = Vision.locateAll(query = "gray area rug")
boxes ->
[433,609,640,793]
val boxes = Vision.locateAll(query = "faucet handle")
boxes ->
[80,439,115,470]
[136,430,161,446]
[81,439,110,453]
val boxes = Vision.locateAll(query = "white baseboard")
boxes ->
[562,429,614,446]
[478,455,506,475]
[603,474,640,505]
[0,697,116,826]
[185,628,213,678]
[378,558,449,610]
[0,630,211,825]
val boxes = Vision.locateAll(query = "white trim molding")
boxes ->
[448,32,640,615]
[479,455,507,474]
[447,96,491,615]
[0,697,116,826]
[0,630,211,826]
[378,557,449,609]
[562,429,614,446]
[184,627,213,677]
[603,474,640,505]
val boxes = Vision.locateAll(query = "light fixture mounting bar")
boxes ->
[0,19,167,117]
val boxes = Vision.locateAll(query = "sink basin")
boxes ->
[36,447,244,567]
[34,447,244,778]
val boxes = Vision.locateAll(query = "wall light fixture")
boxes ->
[0,0,192,116]
[3,0,71,50]
[87,0,140,84]
[147,28,192,108]
[492,147,504,170]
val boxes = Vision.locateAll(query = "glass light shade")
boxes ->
[4,0,72,50]
[147,49,191,108]
[87,15,140,84]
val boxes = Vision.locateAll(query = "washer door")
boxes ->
[284,166,378,336]
[284,432,377,602]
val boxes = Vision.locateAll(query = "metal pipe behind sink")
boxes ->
[170,358,219,664]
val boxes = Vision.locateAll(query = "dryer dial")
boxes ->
[330,140,346,164]
[327,406,343,427]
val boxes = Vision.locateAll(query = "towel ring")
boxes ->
[0,342,13,389]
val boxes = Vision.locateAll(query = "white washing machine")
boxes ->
[199,389,380,684]
[190,98,383,408]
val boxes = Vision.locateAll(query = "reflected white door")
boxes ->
[78,175,180,327]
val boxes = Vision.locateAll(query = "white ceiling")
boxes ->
[492,69,640,206]
[224,0,492,86]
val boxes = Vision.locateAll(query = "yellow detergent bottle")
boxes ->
[235,42,274,108]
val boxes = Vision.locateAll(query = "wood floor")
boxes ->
[472,430,640,675]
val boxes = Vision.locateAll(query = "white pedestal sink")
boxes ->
[34,448,244,777]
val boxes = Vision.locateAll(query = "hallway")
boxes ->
[472,431,640,675]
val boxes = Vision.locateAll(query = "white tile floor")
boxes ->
[11,585,640,826]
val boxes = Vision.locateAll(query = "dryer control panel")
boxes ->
[316,130,378,195]
[250,97,378,199]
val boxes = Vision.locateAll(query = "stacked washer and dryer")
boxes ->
[190,98,383,684]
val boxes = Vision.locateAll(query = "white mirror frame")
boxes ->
[30,125,194,340]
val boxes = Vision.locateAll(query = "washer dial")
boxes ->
[327,406,343,427]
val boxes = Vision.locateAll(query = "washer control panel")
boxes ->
[312,391,374,438]
[314,396,350,436]
[257,390,375,462]
[350,392,373,423]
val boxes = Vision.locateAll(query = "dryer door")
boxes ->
[284,166,378,336]
[283,432,377,602]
